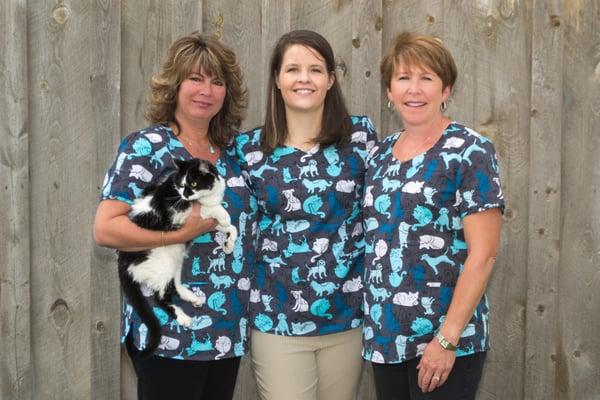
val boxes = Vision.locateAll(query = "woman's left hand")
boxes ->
[416,338,456,393]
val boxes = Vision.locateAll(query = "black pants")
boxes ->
[372,352,486,400]
[126,335,241,400]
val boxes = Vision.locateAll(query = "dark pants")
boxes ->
[126,335,241,400]
[372,352,486,400]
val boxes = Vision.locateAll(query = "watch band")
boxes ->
[436,332,458,351]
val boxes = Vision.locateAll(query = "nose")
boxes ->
[197,80,212,97]
[408,78,421,93]
[298,68,310,82]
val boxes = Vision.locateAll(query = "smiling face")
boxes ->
[175,68,227,127]
[387,63,451,130]
[275,44,334,116]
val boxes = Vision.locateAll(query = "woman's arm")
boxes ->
[93,199,217,252]
[416,208,502,392]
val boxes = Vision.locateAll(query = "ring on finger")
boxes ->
[432,376,440,381]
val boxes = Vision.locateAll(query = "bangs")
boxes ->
[394,50,436,75]
[177,44,226,81]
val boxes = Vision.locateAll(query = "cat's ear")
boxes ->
[173,158,189,171]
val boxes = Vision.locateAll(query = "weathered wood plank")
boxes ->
[350,0,382,130]
[525,0,563,399]
[89,1,121,399]
[260,0,291,125]
[558,0,600,398]
[465,2,531,399]
[0,1,32,399]
[28,0,96,398]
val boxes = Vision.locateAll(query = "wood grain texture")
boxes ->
[3,1,600,399]
[0,1,32,399]
[525,0,563,399]
[89,1,121,399]
[260,0,291,124]
[557,0,600,398]
[350,0,382,129]
[28,0,96,397]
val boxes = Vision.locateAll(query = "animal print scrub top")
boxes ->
[236,116,378,336]
[101,124,257,361]
[362,122,504,364]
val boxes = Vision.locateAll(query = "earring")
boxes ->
[440,101,448,112]
[387,100,395,111]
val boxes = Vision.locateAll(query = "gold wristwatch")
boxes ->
[435,332,458,351]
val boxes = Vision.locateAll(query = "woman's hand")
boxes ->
[416,338,456,393]
[169,202,218,244]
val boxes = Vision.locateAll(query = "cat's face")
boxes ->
[173,158,225,201]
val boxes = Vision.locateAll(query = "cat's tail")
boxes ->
[118,258,161,359]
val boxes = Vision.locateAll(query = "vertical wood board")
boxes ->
[525,1,564,399]
[0,0,32,398]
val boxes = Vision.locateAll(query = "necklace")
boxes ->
[178,132,215,154]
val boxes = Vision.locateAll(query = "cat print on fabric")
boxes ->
[236,116,379,337]
[361,122,504,364]
[118,158,236,357]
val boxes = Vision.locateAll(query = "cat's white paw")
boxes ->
[191,296,205,308]
[177,314,193,327]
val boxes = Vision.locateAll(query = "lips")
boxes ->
[293,88,315,95]
[192,100,213,108]
[405,101,427,107]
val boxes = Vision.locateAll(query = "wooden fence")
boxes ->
[1,0,599,399]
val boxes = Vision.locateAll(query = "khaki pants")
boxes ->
[250,327,364,400]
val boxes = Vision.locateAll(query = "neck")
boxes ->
[403,114,450,140]
[285,108,323,148]
[173,111,211,142]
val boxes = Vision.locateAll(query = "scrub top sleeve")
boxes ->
[100,132,160,205]
[457,138,505,218]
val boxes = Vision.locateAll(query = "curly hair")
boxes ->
[145,32,248,146]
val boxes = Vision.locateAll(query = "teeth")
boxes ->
[295,89,313,94]
[406,101,426,106]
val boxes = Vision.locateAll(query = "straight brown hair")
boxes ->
[261,30,350,153]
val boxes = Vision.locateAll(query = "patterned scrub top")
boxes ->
[362,122,504,364]
[236,116,378,336]
[101,124,257,361]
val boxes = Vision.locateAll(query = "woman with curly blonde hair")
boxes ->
[94,31,254,400]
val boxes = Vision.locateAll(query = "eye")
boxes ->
[397,75,409,80]
[422,76,433,81]
[190,181,197,188]
[189,75,202,82]
[212,79,225,86]
[311,68,324,74]
[286,67,298,72]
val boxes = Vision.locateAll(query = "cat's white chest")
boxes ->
[129,244,186,294]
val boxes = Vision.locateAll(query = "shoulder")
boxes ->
[349,115,376,134]
[443,122,496,151]
[118,124,175,154]
[347,115,379,144]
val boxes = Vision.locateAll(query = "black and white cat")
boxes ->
[118,158,237,357]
